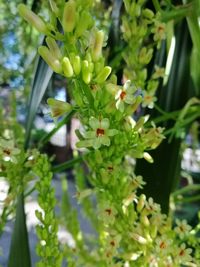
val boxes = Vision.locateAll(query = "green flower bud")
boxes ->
[46,37,62,59]
[94,150,103,164]
[137,194,146,212]
[38,46,62,73]
[82,60,92,84]
[143,152,154,163]
[18,4,48,34]
[35,210,43,221]
[150,225,157,238]
[62,0,76,33]
[62,57,74,77]
[75,10,92,37]
[142,8,154,19]
[95,66,112,83]
[49,0,59,16]
[91,30,104,61]
[131,233,147,245]
[47,98,72,118]
[71,55,81,75]
[141,214,150,227]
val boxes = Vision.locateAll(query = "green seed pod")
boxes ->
[46,37,62,59]
[95,66,112,83]
[18,4,48,34]
[62,57,74,77]
[91,30,104,61]
[38,46,62,73]
[62,0,76,33]
[82,60,92,84]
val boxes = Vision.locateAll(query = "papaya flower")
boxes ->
[76,117,118,149]
[0,138,20,163]
[115,80,136,112]
[142,90,157,109]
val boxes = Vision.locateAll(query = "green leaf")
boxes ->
[8,55,53,267]
[8,195,31,267]
[25,56,53,148]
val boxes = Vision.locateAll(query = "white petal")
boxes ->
[101,136,110,146]
[89,117,99,129]
[84,131,96,139]
[93,138,102,149]
[125,95,135,104]
[107,129,118,136]
[101,118,109,129]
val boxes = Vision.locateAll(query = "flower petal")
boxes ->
[89,117,99,129]
[107,129,118,136]
[93,137,102,149]
[84,131,96,139]
[101,136,110,146]
[101,118,109,129]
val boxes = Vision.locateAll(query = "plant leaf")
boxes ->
[25,55,53,148]
[8,55,53,266]
[8,195,31,267]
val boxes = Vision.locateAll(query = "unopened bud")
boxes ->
[132,233,147,244]
[38,46,62,73]
[137,194,146,212]
[134,115,149,131]
[71,55,81,75]
[94,150,103,164]
[143,9,154,19]
[92,30,104,61]
[141,214,150,227]
[143,152,154,163]
[95,66,112,83]
[75,10,92,37]
[18,4,48,34]
[47,98,72,118]
[49,0,59,16]
[82,60,92,84]
[46,37,62,59]
[62,0,76,33]
[150,225,157,238]
[62,57,74,77]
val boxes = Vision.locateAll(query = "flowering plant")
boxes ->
[0,1,200,267]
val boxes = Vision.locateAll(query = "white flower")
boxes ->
[174,243,193,264]
[174,219,192,239]
[142,90,157,109]
[76,117,118,149]
[115,80,136,112]
[0,138,20,163]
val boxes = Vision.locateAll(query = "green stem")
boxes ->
[152,0,161,11]
[174,194,200,203]
[172,184,200,197]
[52,156,83,173]
[37,110,75,148]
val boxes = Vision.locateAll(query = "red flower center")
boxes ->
[120,91,126,100]
[3,149,11,155]
[96,128,105,136]
[159,241,166,249]
[179,249,185,256]
[105,208,112,216]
